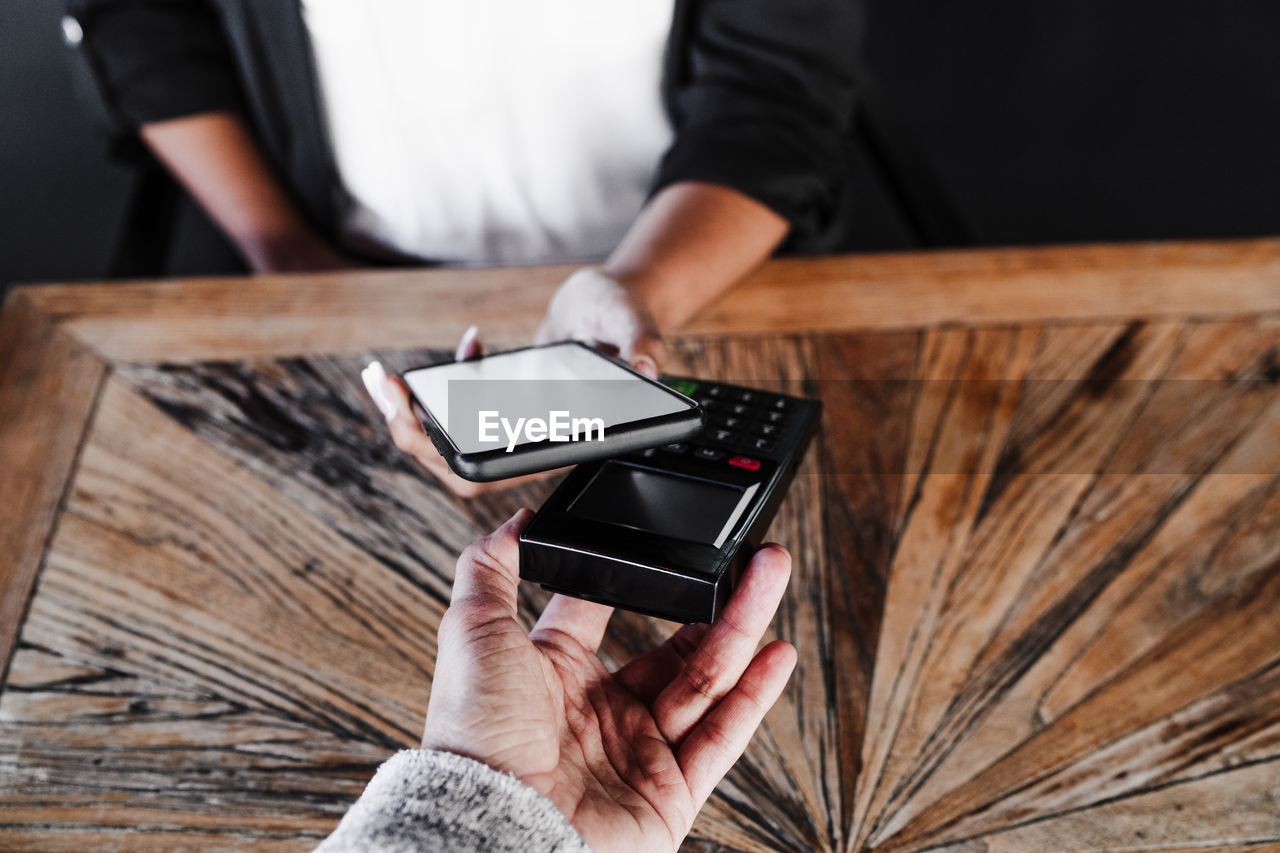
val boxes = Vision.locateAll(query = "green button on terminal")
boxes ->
[665,378,700,397]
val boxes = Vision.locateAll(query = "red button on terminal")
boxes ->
[728,455,762,470]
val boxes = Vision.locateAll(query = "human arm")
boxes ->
[536,0,860,371]
[533,181,788,376]
[604,181,788,331]
[317,511,795,852]
[68,0,352,272]
[138,112,353,272]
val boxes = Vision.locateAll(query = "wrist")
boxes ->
[237,228,341,273]
[596,265,674,334]
[538,267,667,374]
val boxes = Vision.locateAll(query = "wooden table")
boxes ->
[3,240,1280,852]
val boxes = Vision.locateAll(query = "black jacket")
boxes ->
[66,0,916,258]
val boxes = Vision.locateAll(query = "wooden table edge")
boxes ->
[7,236,1279,364]
[0,290,108,687]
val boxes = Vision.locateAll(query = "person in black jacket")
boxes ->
[68,0,869,499]
[67,0,860,375]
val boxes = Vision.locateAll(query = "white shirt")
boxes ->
[301,1,675,266]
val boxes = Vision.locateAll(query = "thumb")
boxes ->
[629,335,666,380]
[451,509,534,616]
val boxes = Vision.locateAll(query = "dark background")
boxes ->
[3,0,1279,297]
[1,1,131,293]
[861,1,1280,246]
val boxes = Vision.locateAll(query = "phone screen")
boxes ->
[402,342,695,455]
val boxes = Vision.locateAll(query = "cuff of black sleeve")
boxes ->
[82,7,244,126]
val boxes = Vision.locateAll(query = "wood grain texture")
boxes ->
[852,319,1280,852]
[4,244,1280,851]
[0,335,897,851]
[0,291,105,686]
[13,237,1280,364]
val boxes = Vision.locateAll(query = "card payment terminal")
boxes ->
[519,376,821,623]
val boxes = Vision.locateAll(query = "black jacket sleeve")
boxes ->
[67,0,244,130]
[655,0,860,250]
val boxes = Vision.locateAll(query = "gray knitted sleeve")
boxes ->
[314,749,592,853]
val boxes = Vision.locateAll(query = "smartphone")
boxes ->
[400,341,704,481]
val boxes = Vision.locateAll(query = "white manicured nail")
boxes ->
[632,354,659,379]
[361,361,397,420]
[456,324,479,361]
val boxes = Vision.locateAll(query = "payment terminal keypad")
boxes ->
[654,377,807,469]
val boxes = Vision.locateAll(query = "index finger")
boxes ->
[651,545,792,745]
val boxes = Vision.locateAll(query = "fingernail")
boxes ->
[456,325,479,361]
[361,361,397,420]
[632,354,659,379]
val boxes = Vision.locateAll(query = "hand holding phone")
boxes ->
[362,359,553,498]
[398,341,702,481]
